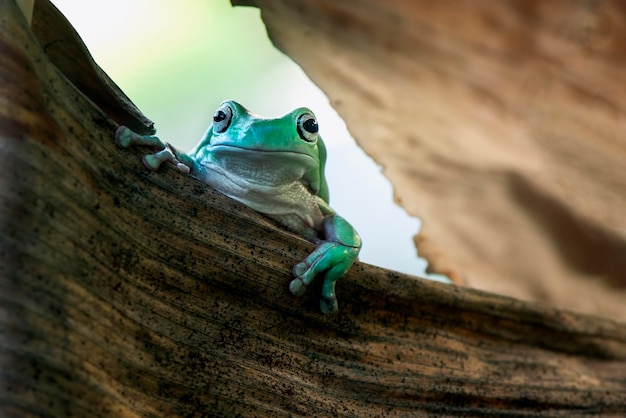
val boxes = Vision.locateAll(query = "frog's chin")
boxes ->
[202,145,318,192]
[210,145,318,182]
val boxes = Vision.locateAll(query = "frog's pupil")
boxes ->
[214,111,226,122]
[303,118,318,133]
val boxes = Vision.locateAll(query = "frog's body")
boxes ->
[115,100,361,313]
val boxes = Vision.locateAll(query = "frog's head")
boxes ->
[203,100,329,202]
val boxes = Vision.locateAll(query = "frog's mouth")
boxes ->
[212,144,313,157]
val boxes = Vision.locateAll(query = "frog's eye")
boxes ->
[297,113,319,143]
[213,104,233,134]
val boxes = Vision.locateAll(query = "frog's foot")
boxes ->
[115,126,166,149]
[115,126,190,174]
[290,241,359,314]
[141,148,191,173]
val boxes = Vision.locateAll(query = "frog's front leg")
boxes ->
[290,213,361,314]
[115,126,194,174]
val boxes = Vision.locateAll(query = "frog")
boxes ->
[115,100,361,314]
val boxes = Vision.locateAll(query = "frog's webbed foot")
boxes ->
[290,242,359,314]
[115,126,191,174]
[290,215,361,314]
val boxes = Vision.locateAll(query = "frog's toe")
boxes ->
[320,296,338,314]
[175,162,191,174]
[292,261,310,278]
[289,277,307,296]
[142,153,165,171]
[114,126,166,150]
[115,126,133,148]
[291,259,318,294]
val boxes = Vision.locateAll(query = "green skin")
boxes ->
[115,100,361,314]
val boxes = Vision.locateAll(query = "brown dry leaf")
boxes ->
[241,0,626,321]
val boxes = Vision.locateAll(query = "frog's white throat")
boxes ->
[207,146,318,190]
[196,150,324,232]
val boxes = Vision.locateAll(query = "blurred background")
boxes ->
[50,0,449,281]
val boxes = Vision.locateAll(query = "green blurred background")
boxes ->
[51,0,446,280]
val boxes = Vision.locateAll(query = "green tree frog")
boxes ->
[115,100,361,314]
